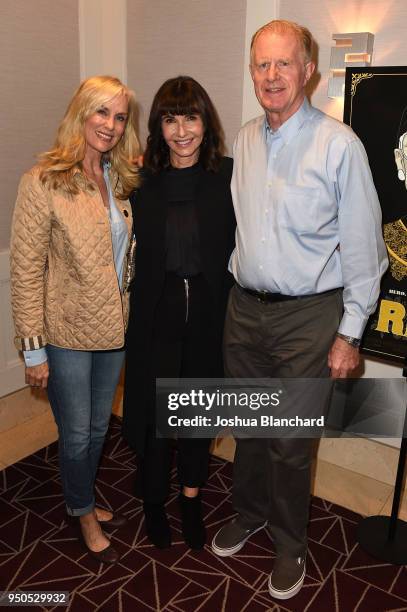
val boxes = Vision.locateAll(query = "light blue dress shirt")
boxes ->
[24,165,128,367]
[229,98,388,339]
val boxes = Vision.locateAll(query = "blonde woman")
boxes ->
[10,76,140,564]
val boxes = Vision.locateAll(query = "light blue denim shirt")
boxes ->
[24,164,128,366]
[229,98,388,339]
[103,162,128,286]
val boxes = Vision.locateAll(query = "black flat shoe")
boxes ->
[143,502,171,549]
[178,493,206,550]
[78,528,120,564]
[97,512,128,531]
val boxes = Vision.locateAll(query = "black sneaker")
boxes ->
[268,555,306,600]
[211,518,267,557]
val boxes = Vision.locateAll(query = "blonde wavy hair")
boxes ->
[38,75,141,199]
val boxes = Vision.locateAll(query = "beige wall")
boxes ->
[126,0,247,153]
[0,0,80,252]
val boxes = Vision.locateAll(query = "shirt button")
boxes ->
[259,265,263,270]
[261,237,266,242]
[265,209,269,215]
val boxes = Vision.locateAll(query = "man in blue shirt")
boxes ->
[211,19,388,600]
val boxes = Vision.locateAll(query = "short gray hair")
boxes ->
[250,19,314,65]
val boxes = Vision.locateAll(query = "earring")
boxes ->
[398,168,405,181]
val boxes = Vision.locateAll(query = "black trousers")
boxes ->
[224,284,343,557]
[140,273,215,504]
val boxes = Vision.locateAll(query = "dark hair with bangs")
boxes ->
[143,76,225,173]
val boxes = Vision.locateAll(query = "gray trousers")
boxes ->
[224,284,343,557]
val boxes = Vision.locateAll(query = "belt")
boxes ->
[238,284,340,303]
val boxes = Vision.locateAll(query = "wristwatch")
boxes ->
[336,332,361,348]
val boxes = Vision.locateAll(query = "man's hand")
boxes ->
[327,336,360,378]
[25,362,49,389]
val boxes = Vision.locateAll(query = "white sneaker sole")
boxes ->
[211,522,267,557]
[268,564,306,600]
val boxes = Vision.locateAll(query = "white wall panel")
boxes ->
[242,0,280,124]
[79,0,127,81]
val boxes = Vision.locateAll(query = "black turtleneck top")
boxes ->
[164,163,201,277]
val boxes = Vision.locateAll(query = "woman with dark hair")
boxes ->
[123,76,235,550]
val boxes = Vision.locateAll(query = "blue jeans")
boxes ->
[47,344,125,516]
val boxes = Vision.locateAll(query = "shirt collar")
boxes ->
[72,160,114,190]
[72,159,110,177]
[264,97,311,146]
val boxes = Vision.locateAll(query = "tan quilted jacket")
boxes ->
[10,166,133,352]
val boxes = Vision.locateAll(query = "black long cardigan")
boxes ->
[122,157,236,454]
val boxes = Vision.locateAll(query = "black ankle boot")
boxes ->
[178,493,206,550]
[143,502,171,549]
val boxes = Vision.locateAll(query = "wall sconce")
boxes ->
[328,32,374,98]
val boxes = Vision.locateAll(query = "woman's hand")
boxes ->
[25,362,49,389]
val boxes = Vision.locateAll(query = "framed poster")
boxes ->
[344,67,407,362]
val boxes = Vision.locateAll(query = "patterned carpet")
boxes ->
[0,417,406,611]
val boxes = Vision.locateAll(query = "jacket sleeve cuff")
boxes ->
[14,334,46,352]
[23,347,47,367]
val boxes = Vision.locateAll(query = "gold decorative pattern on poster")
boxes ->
[344,67,407,361]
